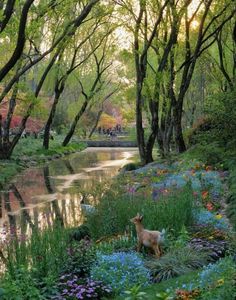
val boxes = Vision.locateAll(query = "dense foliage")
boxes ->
[0,0,236,299]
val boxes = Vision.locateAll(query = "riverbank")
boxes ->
[0,136,86,188]
[0,148,235,299]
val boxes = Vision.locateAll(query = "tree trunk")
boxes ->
[136,83,146,165]
[145,100,159,163]
[62,99,89,146]
[173,104,186,153]
[0,115,12,159]
[88,109,103,138]
[0,0,34,82]
[43,88,62,149]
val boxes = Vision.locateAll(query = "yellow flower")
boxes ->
[217,279,224,285]
[215,214,222,219]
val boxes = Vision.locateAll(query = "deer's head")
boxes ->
[130,213,143,224]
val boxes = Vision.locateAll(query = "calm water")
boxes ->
[0,148,138,239]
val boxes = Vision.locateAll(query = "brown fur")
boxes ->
[130,213,162,258]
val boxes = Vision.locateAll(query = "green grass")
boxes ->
[86,184,195,240]
[5,223,70,279]
[114,270,200,300]
[12,135,86,158]
[0,223,72,299]
[0,136,86,186]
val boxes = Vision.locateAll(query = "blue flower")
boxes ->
[90,252,150,294]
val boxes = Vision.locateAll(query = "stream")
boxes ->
[0,148,138,239]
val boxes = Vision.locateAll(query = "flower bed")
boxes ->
[0,158,234,299]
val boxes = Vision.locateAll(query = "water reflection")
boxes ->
[0,148,137,241]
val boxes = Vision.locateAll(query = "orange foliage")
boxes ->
[98,113,117,129]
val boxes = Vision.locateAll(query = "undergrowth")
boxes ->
[86,184,195,240]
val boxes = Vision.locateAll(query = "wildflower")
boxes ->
[127,186,136,194]
[206,202,214,211]
[90,252,150,294]
[202,191,209,200]
[217,278,224,286]
[215,214,222,219]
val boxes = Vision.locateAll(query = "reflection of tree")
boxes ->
[3,190,16,230]
[10,184,35,230]
[33,208,39,230]
[110,151,116,160]
[43,166,54,193]
[0,194,2,218]
[64,160,75,174]
[43,166,64,226]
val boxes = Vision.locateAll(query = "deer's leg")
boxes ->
[153,244,161,258]
[137,241,142,252]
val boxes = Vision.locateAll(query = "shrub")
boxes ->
[0,267,42,300]
[149,257,236,300]
[145,247,209,283]
[61,240,96,277]
[68,225,91,242]
[86,185,195,240]
[54,274,113,300]
[180,257,236,300]
[185,142,225,167]
[90,252,150,294]
[189,224,228,241]
[186,116,216,146]
[188,238,228,261]
[205,90,236,145]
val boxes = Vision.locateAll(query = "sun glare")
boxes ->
[188,0,201,29]
[188,0,201,17]
[191,20,199,29]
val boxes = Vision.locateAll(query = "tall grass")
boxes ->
[86,185,195,240]
[5,222,70,280]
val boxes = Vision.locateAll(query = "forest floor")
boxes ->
[112,158,235,299]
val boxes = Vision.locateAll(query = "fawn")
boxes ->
[130,213,165,258]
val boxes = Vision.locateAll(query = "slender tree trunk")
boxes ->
[173,102,186,153]
[136,82,146,164]
[0,115,12,159]
[0,0,16,33]
[157,130,165,158]
[145,100,159,163]
[0,0,34,82]
[88,109,103,138]
[43,88,63,149]
[62,99,89,146]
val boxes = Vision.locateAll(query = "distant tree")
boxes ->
[0,0,100,158]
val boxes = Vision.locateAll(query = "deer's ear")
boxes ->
[137,212,140,217]
[140,215,143,221]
